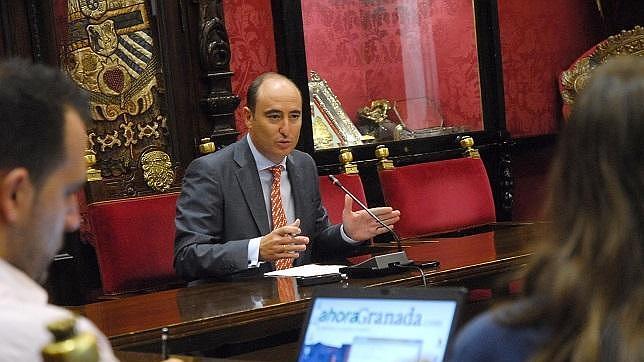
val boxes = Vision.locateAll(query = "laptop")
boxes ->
[296,287,466,362]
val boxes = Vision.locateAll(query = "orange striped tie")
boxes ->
[270,165,292,270]
[276,277,298,302]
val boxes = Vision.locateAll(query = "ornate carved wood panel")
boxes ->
[57,0,179,201]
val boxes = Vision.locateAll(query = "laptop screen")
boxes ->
[297,288,464,362]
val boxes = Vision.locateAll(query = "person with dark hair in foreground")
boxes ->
[0,59,183,362]
[174,72,400,281]
[449,56,644,361]
[0,59,117,361]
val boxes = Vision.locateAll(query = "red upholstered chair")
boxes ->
[319,173,367,225]
[377,144,496,239]
[86,192,180,295]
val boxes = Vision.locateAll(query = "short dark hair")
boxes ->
[0,59,88,185]
[246,72,300,113]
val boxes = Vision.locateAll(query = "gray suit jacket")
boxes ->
[174,137,352,281]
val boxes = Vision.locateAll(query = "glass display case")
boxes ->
[302,0,482,150]
[271,0,506,167]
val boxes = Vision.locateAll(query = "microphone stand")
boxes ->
[328,175,414,277]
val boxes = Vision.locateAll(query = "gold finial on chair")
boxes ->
[459,136,480,159]
[199,137,216,155]
[339,148,358,174]
[375,145,394,170]
[84,149,102,182]
[42,318,99,362]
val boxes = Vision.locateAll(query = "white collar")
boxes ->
[246,134,288,172]
[0,258,48,305]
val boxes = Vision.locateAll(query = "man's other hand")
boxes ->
[259,219,309,261]
[342,195,401,241]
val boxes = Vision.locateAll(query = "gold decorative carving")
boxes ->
[358,99,391,124]
[561,25,644,105]
[61,1,174,198]
[87,20,118,56]
[80,0,108,19]
[309,71,363,150]
[137,122,160,139]
[120,121,136,146]
[96,130,122,151]
[312,116,335,149]
[358,99,416,141]
[141,150,174,192]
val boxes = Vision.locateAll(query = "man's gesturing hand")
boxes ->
[342,195,401,241]
[259,219,309,261]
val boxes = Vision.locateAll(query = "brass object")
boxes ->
[84,149,102,182]
[358,99,413,142]
[41,318,99,362]
[358,99,392,124]
[561,25,644,105]
[338,148,358,174]
[375,145,394,171]
[141,150,174,192]
[459,136,480,159]
[199,138,216,154]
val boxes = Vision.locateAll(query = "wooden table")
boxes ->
[76,223,544,358]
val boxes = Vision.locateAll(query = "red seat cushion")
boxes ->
[87,193,180,294]
[378,157,495,238]
[318,174,367,224]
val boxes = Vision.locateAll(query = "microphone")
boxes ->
[328,175,403,251]
[328,174,413,277]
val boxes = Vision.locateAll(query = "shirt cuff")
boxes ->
[340,224,363,245]
[248,237,261,267]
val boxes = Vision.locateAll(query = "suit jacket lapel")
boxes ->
[286,156,306,220]
[233,139,270,236]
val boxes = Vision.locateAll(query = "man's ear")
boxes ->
[243,106,253,129]
[0,168,32,224]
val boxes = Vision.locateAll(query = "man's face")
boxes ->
[245,78,302,164]
[19,110,87,282]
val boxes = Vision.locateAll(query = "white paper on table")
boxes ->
[264,264,344,277]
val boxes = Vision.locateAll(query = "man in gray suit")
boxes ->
[174,73,400,281]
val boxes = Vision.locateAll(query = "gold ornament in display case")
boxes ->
[308,71,363,150]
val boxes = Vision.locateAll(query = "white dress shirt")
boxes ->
[0,259,118,362]
[246,134,358,267]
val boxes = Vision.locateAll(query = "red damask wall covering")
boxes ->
[302,0,483,132]
[224,1,605,138]
[498,0,602,137]
[498,0,603,220]
[224,0,277,134]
